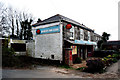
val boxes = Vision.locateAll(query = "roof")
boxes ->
[94,33,102,37]
[32,14,94,32]
[103,40,120,45]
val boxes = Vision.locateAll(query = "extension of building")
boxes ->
[32,14,101,65]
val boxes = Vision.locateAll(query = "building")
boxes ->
[1,36,35,56]
[32,14,101,64]
[102,40,120,51]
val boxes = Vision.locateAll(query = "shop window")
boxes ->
[71,46,77,55]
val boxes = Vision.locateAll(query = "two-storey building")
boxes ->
[32,14,101,63]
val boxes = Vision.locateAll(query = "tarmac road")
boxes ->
[2,65,82,78]
[2,60,120,78]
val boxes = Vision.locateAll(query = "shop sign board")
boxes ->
[36,25,60,35]
[75,40,97,45]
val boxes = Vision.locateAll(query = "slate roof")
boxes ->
[32,14,94,31]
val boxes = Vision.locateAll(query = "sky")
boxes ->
[1,0,119,40]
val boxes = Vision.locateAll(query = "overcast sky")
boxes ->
[1,0,119,40]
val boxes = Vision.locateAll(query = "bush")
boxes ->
[73,57,82,64]
[107,55,112,58]
[112,54,119,58]
[2,46,20,67]
[112,54,120,60]
[102,58,113,66]
[85,59,105,73]
[111,58,117,63]
[2,46,15,56]
[2,46,34,68]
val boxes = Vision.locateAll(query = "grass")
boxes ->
[59,65,75,70]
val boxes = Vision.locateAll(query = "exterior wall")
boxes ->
[26,41,35,57]
[33,22,63,61]
[9,39,35,56]
[63,21,99,61]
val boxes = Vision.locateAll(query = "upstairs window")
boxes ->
[74,26,80,40]
[63,23,74,40]
[88,31,91,41]
[84,30,88,41]
[80,29,84,40]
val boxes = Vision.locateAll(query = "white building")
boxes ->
[32,14,101,63]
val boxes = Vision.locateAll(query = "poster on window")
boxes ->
[71,46,77,55]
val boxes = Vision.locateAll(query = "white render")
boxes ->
[32,22,63,61]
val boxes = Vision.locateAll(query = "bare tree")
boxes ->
[1,3,35,39]
[0,2,10,36]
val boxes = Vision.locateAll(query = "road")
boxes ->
[2,65,82,78]
[2,60,120,78]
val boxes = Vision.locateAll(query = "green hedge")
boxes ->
[2,46,20,67]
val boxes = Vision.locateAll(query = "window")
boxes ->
[74,27,80,40]
[69,26,74,40]
[84,30,88,41]
[71,46,77,55]
[63,23,74,40]
[80,29,84,40]
[88,31,90,41]
[90,32,94,41]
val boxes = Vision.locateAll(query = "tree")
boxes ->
[0,2,11,36]
[1,3,35,39]
[97,32,110,50]
[102,32,110,42]
[20,19,33,40]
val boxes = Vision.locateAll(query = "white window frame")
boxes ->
[69,26,74,40]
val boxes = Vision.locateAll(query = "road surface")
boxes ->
[2,65,82,78]
[2,60,120,78]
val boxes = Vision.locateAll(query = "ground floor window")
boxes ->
[71,46,77,55]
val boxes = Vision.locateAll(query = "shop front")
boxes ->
[70,45,94,62]
[64,39,96,64]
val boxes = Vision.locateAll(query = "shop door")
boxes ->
[81,46,86,60]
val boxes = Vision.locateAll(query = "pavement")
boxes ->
[106,60,119,73]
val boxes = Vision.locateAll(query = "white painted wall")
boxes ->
[26,41,35,57]
[33,22,63,61]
